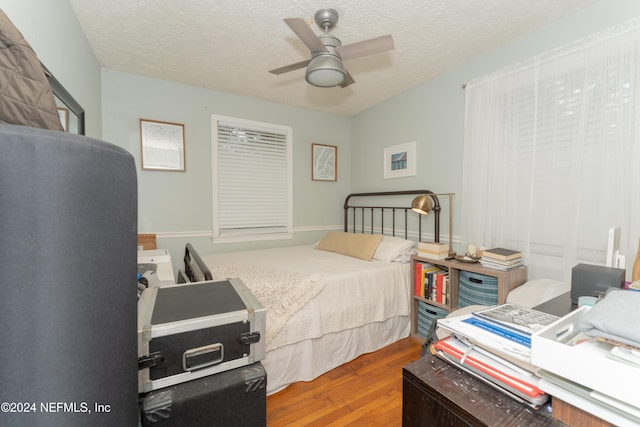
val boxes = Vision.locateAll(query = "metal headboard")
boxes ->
[343,190,441,243]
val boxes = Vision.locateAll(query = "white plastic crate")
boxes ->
[531,306,640,409]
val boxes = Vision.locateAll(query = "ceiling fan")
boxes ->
[269,8,394,88]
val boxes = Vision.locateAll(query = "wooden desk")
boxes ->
[402,353,563,427]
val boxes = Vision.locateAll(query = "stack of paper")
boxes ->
[430,336,549,409]
[437,312,532,367]
[434,303,559,408]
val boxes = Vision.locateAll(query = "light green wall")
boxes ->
[0,0,102,137]
[5,0,640,271]
[101,69,350,268]
[350,0,640,255]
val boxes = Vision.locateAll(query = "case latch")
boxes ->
[239,331,261,345]
[138,351,165,370]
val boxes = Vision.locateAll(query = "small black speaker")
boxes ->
[571,263,625,304]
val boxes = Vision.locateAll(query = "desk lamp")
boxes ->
[412,193,456,259]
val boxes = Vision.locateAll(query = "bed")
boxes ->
[182,190,441,395]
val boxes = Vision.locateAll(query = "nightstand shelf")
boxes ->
[410,254,528,341]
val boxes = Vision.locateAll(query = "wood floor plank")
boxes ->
[328,388,403,427]
[266,337,422,427]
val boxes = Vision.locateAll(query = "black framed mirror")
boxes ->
[41,63,85,135]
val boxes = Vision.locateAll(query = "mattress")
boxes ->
[201,244,412,393]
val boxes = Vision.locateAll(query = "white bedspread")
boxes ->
[208,263,325,345]
[201,245,411,352]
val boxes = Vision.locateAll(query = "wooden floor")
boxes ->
[266,337,423,427]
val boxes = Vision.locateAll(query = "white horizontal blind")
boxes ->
[462,18,640,281]
[212,115,292,241]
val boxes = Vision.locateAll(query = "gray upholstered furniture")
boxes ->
[0,124,138,426]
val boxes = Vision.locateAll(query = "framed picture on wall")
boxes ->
[384,141,416,179]
[140,118,186,171]
[312,143,337,181]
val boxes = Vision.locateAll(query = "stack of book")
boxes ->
[417,242,449,260]
[433,303,559,409]
[414,261,449,304]
[480,247,523,270]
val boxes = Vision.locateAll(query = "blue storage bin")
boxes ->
[416,301,449,338]
[458,271,498,308]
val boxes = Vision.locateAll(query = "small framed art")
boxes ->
[140,118,186,171]
[312,143,337,181]
[384,141,416,179]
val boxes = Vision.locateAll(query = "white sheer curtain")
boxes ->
[462,18,640,282]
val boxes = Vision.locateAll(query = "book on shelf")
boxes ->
[414,261,448,303]
[482,247,521,261]
[417,249,449,260]
[417,242,449,260]
[426,270,449,304]
[418,242,448,252]
[480,257,523,266]
[415,262,423,296]
[434,272,449,304]
[415,262,436,297]
[479,258,524,271]
[423,266,446,300]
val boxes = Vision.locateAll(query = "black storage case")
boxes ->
[138,279,266,393]
[570,263,625,304]
[140,362,266,427]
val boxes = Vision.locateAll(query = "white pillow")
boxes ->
[372,235,416,263]
[506,278,570,308]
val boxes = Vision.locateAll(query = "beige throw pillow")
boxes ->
[315,231,382,261]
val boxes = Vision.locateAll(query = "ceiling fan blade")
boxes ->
[338,34,394,61]
[340,71,355,88]
[284,18,327,53]
[269,59,311,75]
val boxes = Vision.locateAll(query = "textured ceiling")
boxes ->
[69,0,595,117]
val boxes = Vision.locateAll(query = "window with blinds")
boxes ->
[212,115,292,242]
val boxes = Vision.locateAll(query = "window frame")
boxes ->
[211,114,293,243]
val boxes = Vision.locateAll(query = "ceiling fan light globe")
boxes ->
[305,54,347,87]
[306,69,346,87]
